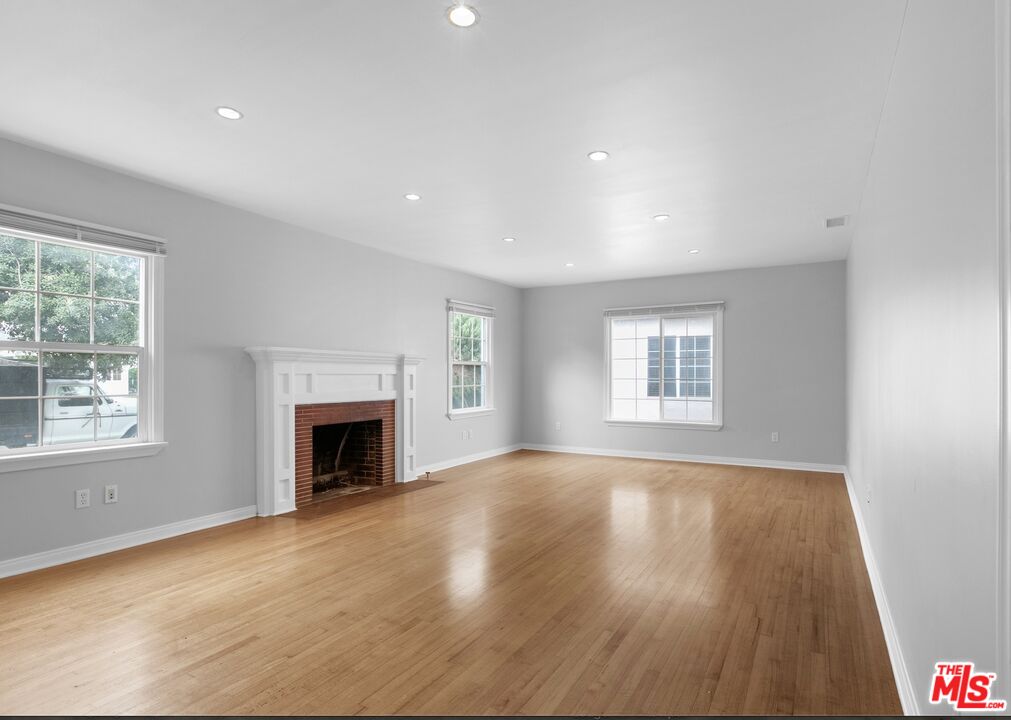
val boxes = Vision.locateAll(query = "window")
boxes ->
[605,302,723,427]
[0,206,165,466]
[447,299,494,418]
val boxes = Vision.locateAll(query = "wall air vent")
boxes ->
[825,215,848,228]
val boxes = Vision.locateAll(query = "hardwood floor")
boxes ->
[0,450,900,715]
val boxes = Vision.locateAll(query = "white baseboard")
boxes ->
[843,470,917,716]
[415,443,524,477]
[520,442,846,474]
[0,505,257,580]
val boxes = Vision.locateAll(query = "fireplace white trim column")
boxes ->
[245,347,423,516]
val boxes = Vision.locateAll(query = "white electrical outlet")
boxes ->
[771,432,779,443]
[461,430,468,440]
[75,488,90,509]
[555,421,562,431]
[104,484,118,504]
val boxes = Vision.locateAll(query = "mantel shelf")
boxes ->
[245,346,424,366]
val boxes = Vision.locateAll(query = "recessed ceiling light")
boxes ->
[587,150,609,162]
[404,193,422,201]
[503,237,515,243]
[564,262,575,267]
[688,249,700,254]
[216,106,243,120]
[447,4,479,27]
[653,214,671,222]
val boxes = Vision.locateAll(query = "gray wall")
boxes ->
[846,0,1000,710]
[522,261,846,465]
[0,137,522,562]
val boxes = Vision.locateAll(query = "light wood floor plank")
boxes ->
[0,450,900,715]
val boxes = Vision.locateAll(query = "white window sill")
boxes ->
[447,407,496,420]
[606,420,723,431]
[0,441,167,473]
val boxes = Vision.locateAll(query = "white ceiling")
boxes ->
[0,0,905,287]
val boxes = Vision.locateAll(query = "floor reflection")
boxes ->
[606,480,716,600]
[609,486,651,533]
[448,546,487,604]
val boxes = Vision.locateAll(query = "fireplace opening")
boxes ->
[295,400,395,508]
[312,420,382,499]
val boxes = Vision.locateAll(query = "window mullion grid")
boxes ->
[22,288,105,301]
[89,250,97,442]
[137,255,148,440]
[0,340,140,355]
[658,318,665,418]
[33,240,40,346]
[0,233,151,453]
[676,332,682,399]
[89,247,95,347]
[34,240,41,443]
[137,345,147,441]
[91,250,99,438]
[606,309,718,425]
[448,311,491,413]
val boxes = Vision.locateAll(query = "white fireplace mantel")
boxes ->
[245,346,423,516]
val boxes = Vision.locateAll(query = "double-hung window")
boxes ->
[605,302,723,428]
[0,206,165,467]
[447,299,494,419]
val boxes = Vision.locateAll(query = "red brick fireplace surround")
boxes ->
[294,400,395,507]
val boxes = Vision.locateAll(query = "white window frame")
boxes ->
[603,301,724,430]
[446,299,495,420]
[0,204,166,472]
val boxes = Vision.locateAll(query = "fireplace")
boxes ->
[312,421,380,493]
[245,347,422,516]
[294,400,395,507]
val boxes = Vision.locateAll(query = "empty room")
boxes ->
[0,0,1008,717]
